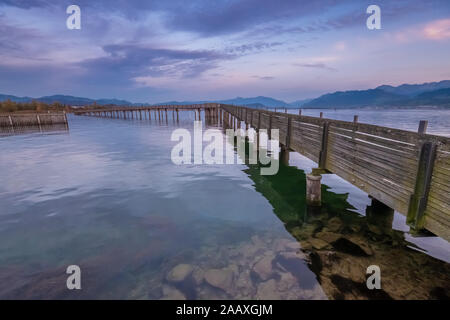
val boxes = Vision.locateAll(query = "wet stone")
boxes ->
[316,231,341,244]
[204,268,234,294]
[310,238,330,250]
[166,264,194,283]
[327,217,343,232]
[160,285,186,300]
[252,255,274,281]
[256,279,282,300]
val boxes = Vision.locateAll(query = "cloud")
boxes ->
[225,42,283,55]
[78,44,235,81]
[293,63,337,71]
[252,76,275,80]
[423,19,450,40]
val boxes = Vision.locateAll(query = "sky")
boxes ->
[0,0,450,103]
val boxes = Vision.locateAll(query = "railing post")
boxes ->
[318,121,329,169]
[407,121,436,230]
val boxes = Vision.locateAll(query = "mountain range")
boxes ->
[1,80,449,108]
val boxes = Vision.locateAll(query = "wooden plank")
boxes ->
[330,126,418,154]
[327,159,409,214]
[328,153,413,201]
[328,136,419,180]
[328,134,419,172]
[328,131,419,163]
[424,216,450,241]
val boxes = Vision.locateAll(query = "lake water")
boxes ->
[0,109,449,299]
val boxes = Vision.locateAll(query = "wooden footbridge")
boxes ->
[74,103,450,241]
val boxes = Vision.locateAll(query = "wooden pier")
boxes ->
[73,104,220,122]
[0,112,68,133]
[74,103,450,241]
[221,105,450,241]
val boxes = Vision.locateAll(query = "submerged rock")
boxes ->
[332,237,373,256]
[276,271,297,292]
[160,285,186,300]
[256,279,282,300]
[166,264,194,283]
[309,238,330,250]
[204,268,234,294]
[327,217,343,232]
[315,231,341,244]
[252,255,274,281]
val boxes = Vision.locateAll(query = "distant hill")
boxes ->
[2,80,449,109]
[0,94,135,106]
[376,80,450,97]
[218,96,288,107]
[289,98,313,107]
[303,89,405,108]
[303,80,450,108]
[0,94,33,103]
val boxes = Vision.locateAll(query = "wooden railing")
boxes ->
[221,105,450,241]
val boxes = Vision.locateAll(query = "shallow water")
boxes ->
[0,110,449,299]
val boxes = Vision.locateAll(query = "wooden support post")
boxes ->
[320,112,323,118]
[318,122,329,169]
[306,174,322,206]
[285,108,287,113]
[298,109,302,115]
[139,110,142,120]
[36,114,42,131]
[258,111,261,129]
[268,114,272,139]
[176,109,179,122]
[407,121,436,230]
[354,115,359,123]
[158,109,161,121]
[280,144,289,165]
[165,109,168,121]
[286,116,292,148]
[366,198,394,234]
[8,115,14,132]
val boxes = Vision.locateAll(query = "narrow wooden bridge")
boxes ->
[73,104,219,122]
[74,103,450,241]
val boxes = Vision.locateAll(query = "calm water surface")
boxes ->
[0,109,449,299]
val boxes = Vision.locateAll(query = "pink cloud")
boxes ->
[423,19,450,40]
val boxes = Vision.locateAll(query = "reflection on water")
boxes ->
[0,111,449,299]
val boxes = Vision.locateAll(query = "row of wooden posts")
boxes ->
[78,106,223,125]
[0,112,69,133]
